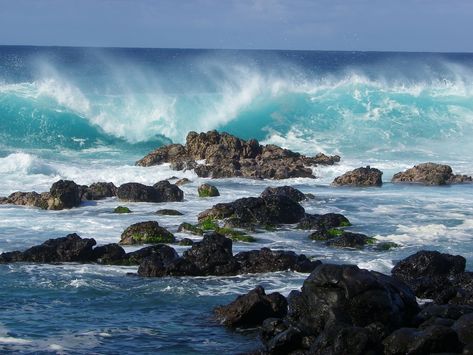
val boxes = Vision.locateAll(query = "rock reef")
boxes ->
[136,130,340,179]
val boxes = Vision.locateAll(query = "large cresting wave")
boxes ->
[1,48,473,162]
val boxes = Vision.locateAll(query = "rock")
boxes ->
[152,180,184,202]
[382,325,461,354]
[198,183,220,197]
[92,243,126,264]
[81,182,117,200]
[117,183,161,202]
[332,166,383,187]
[155,209,183,216]
[453,313,473,345]
[414,304,473,326]
[119,221,175,245]
[0,234,96,263]
[392,162,472,185]
[260,186,306,202]
[391,250,466,299]
[128,244,178,266]
[214,286,287,328]
[311,153,341,165]
[235,248,321,274]
[175,178,191,186]
[198,195,306,228]
[136,143,190,167]
[47,180,82,210]
[178,238,194,246]
[137,233,319,277]
[177,222,204,235]
[297,213,350,230]
[137,131,339,180]
[113,206,132,213]
[0,191,49,209]
[325,231,376,249]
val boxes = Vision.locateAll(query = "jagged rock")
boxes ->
[119,221,175,245]
[152,181,184,202]
[81,182,117,200]
[198,195,305,228]
[137,131,340,179]
[47,180,82,210]
[391,250,466,300]
[260,186,306,202]
[0,233,96,263]
[382,325,461,354]
[155,209,183,216]
[332,166,383,187]
[214,286,287,328]
[198,183,220,197]
[392,163,472,185]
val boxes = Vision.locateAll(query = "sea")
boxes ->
[0,46,472,354]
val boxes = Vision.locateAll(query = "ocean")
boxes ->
[0,46,472,354]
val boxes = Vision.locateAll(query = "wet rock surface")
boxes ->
[119,221,175,245]
[117,181,184,202]
[198,183,220,197]
[332,166,383,187]
[136,131,340,179]
[392,162,472,185]
[260,186,307,203]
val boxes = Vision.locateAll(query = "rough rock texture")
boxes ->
[198,195,306,228]
[117,181,183,202]
[297,213,350,230]
[332,166,383,187]
[136,131,341,179]
[198,183,220,197]
[81,182,117,200]
[390,250,473,305]
[392,162,472,185]
[0,233,96,263]
[119,221,175,245]
[260,186,306,203]
[214,286,288,328]
[137,233,320,277]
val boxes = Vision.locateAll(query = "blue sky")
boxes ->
[0,0,472,52]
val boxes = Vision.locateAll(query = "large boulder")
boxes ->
[152,181,184,202]
[0,234,96,263]
[117,181,183,202]
[47,180,82,210]
[332,166,383,187]
[214,286,287,328]
[392,163,472,185]
[198,183,220,197]
[119,221,175,245]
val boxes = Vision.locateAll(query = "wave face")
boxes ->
[1,46,473,162]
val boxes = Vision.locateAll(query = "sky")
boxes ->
[0,0,472,52]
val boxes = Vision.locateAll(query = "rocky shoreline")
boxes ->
[0,130,472,354]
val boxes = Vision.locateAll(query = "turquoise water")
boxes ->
[0,46,472,354]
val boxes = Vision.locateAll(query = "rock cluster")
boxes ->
[392,163,472,185]
[332,166,383,187]
[215,249,473,354]
[136,131,340,179]
[138,233,320,277]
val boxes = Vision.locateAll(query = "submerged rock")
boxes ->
[198,183,220,197]
[155,209,183,216]
[214,286,287,328]
[392,162,472,185]
[113,206,132,213]
[119,221,175,245]
[332,166,383,187]
[136,131,341,179]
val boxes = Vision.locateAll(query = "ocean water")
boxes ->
[0,46,472,354]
